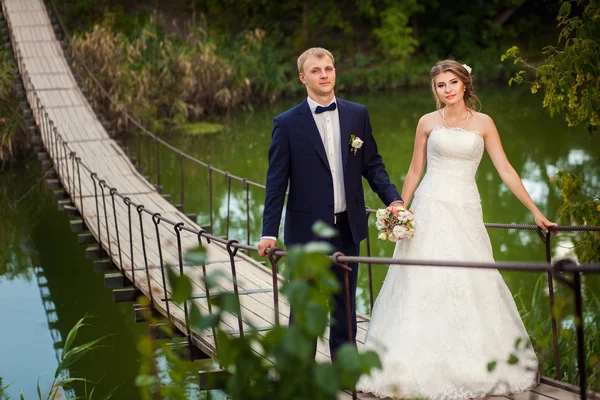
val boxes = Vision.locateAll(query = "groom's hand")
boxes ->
[258,238,276,257]
[389,200,404,208]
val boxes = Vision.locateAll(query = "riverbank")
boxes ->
[51,0,559,137]
[0,36,27,163]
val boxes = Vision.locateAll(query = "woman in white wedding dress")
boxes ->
[356,60,558,400]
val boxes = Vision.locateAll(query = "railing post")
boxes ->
[244,179,250,253]
[333,252,357,400]
[207,166,214,232]
[155,138,161,193]
[99,180,112,259]
[75,157,83,215]
[537,227,560,380]
[225,173,232,239]
[124,197,135,284]
[268,248,282,327]
[70,152,76,196]
[137,128,142,171]
[179,151,185,213]
[226,240,243,336]
[137,205,153,303]
[152,213,171,322]
[573,270,587,400]
[365,211,374,313]
[174,223,194,360]
[90,173,102,258]
[197,230,220,362]
[110,188,123,275]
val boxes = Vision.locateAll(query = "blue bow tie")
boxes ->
[315,102,337,114]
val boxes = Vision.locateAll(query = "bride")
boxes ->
[356,60,557,399]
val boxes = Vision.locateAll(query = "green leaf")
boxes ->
[303,241,334,255]
[311,220,338,238]
[558,2,571,18]
[507,354,519,365]
[135,375,157,387]
[195,313,220,331]
[184,245,206,265]
[514,337,523,350]
[283,281,309,307]
[360,350,382,373]
[336,345,361,374]
[62,316,89,356]
[56,336,107,379]
[37,375,42,400]
[314,363,340,394]
[167,267,193,304]
[189,303,202,326]
[282,326,314,362]
[215,292,241,316]
[487,361,497,372]
[53,377,88,388]
[304,302,328,336]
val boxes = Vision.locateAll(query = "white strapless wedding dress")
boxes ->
[356,126,538,399]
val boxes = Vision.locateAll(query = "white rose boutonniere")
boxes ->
[349,134,363,155]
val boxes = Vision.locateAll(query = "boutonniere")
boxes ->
[349,135,363,155]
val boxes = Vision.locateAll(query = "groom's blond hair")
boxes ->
[297,47,335,73]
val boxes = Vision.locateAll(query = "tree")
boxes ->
[502,0,599,263]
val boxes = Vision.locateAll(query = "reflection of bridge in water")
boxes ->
[33,266,76,399]
[2,0,599,399]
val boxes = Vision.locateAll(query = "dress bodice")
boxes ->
[416,126,485,204]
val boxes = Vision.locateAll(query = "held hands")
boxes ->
[389,200,405,209]
[534,213,558,236]
[258,238,276,257]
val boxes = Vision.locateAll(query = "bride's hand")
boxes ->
[534,213,558,236]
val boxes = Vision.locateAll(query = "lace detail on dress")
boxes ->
[355,126,538,400]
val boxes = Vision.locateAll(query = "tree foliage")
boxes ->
[502,0,599,130]
[503,0,600,263]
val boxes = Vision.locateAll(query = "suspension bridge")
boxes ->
[2,0,599,399]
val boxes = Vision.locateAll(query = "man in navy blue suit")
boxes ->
[258,47,403,358]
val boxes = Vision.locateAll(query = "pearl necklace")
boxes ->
[442,107,471,130]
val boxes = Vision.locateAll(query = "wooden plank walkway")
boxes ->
[3,1,596,399]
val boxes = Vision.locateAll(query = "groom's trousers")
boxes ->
[288,211,360,360]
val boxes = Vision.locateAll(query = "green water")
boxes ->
[1,85,598,397]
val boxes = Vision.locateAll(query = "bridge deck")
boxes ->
[2,0,595,399]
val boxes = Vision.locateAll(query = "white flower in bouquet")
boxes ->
[375,220,384,230]
[376,209,387,219]
[393,225,408,240]
[378,232,388,240]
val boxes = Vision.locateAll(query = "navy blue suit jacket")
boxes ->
[262,98,401,246]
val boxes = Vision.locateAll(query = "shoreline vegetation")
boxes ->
[56,0,561,136]
[3,0,563,160]
[0,41,26,164]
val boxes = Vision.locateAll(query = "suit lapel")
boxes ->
[337,98,351,168]
[297,100,330,170]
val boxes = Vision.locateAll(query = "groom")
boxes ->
[258,47,403,357]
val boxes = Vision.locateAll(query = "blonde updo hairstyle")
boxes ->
[430,60,480,110]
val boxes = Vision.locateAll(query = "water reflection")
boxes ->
[0,161,145,399]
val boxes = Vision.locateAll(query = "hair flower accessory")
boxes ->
[462,64,472,75]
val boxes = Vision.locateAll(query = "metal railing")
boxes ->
[3,1,599,399]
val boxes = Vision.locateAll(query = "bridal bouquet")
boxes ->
[375,205,415,242]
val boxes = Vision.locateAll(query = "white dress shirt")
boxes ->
[261,96,347,241]
[306,96,346,214]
